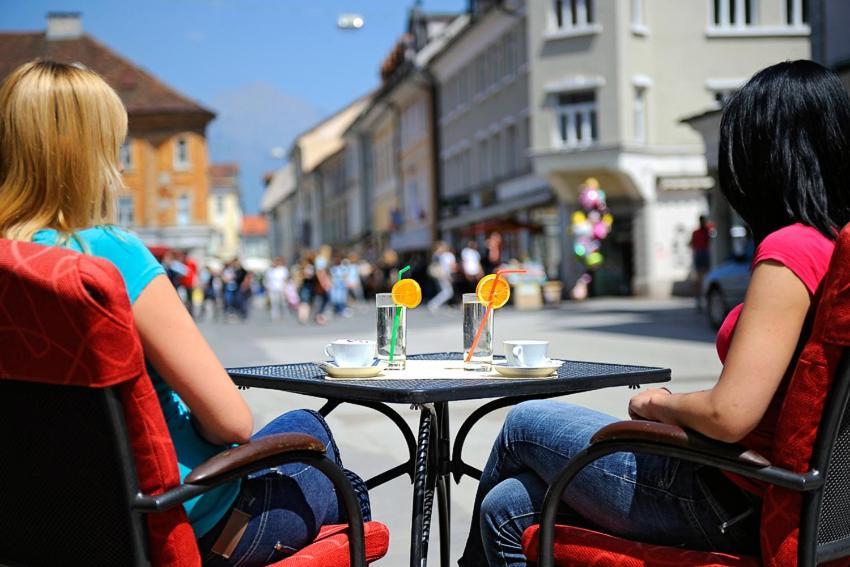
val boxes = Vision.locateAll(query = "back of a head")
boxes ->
[719,60,850,243]
[0,60,128,241]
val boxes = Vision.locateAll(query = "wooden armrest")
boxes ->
[590,420,771,467]
[185,432,326,485]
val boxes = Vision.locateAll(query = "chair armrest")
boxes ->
[133,432,367,566]
[591,420,771,467]
[534,420,822,567]
[186,432,325,484]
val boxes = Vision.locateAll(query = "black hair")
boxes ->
[719,60,850,243]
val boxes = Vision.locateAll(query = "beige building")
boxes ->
[528,0,810,296]
[430,3,565,271]
[341,9,465,258]
[207,163,242,261]
[262,163,298,262]
[290,97,370,252]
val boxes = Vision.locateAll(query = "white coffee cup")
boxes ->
[324,339,376,368]
[504,340,549,367]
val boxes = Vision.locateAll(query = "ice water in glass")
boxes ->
[463,293,493,370]
[376,293,406,370]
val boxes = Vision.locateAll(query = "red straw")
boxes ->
[465,269,527,364]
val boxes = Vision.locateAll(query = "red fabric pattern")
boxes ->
[271,522,390,567]
[758,226,850,567]
[0,240,198,567]
[522,525,758,567]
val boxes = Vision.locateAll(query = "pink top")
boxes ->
[715,223,834,493]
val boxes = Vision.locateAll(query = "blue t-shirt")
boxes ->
[32,227,239,537]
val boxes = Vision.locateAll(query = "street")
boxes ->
[200,297,721,565]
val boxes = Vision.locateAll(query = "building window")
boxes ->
[518,19,528,66]
[477,54,486,95]
[506,124,517,175]
[631,0,643,25]
[119,139,133,171]
[504,30,516,77]
[634,87,647,143]
[556,92,598,148]
[479,138,489,184]
[216,195,225,215]
[117,196,134,226]
[492,131,502,179]
[712,0,755,28]
[177,194,191,226]
[785,0,808,26]
[521,115,531,170]
[174,136,190,170]
[553,0,595,30]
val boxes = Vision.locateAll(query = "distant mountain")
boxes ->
[206,82,323,213]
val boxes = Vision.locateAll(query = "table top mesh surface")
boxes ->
[228,353,670,403]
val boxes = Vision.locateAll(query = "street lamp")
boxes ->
[337,13,365,30]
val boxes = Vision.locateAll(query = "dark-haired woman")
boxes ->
[459,60,850,567]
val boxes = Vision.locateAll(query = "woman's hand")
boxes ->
[628,388,672,421]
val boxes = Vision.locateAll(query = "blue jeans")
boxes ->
[459,400,760,567]
[198,410,371,566]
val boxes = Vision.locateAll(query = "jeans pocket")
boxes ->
[694,468,760,553]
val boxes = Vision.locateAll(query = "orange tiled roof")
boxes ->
[208,162,239,177]
[0,32,214,119]
[240,215,268,236]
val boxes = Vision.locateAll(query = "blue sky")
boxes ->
[0,0,466,212]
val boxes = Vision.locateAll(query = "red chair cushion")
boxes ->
[522,525,758,567]
[270,521,390,566]
[0,240,199,567]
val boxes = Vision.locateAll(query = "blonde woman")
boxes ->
[0,60,370,566]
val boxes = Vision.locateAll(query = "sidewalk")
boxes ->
[200,297,721,565]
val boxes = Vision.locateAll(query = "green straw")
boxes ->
[389,265,411,361]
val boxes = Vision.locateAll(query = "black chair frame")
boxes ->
[536,349,850,567]
[0,380,366,567]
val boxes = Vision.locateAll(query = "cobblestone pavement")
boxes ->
[199,297,721,566]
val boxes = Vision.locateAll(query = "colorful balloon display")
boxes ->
[572,178,613,269]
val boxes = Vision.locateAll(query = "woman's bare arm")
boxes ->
[630,260,811,443]
[133,275,253,445]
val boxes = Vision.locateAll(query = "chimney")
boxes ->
[46,12,82,40]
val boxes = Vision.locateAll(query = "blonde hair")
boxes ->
[0,60,128,241]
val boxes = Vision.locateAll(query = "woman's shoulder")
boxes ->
[78,225,146,248]
[755,223,835,294]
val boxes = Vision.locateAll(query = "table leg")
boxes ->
[411,406,436,567]
[435,402,451,567]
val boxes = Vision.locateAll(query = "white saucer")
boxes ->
[492,359,563,378]
[318,360,386,379]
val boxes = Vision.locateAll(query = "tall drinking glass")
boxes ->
[463,292,493,370]
[376,293,406,370]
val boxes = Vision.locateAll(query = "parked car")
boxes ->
[703,229,754,329]
[703,258,750,329]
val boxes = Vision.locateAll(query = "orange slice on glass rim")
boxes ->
[391,279,422,309]
[476,274,511,309]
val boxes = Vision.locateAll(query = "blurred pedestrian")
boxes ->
[461,240,483,293]
[427,241,456,312]
[482,232,502,275]
[330,253,352,317]
[264,256,289,321]
[690,215,713,311]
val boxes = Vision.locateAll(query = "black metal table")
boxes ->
[228,353,670,567]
